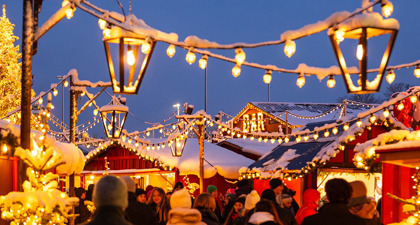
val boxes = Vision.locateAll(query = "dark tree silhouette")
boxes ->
[383,82,411,100]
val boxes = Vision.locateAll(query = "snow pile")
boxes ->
[185,36,221,48]
[262,149,300,171]
[226,138,277,157]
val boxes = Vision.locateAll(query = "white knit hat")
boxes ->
[170,188,192,209]
[245,190,261,210]
[120,175,136,193]
[93,175,128,209]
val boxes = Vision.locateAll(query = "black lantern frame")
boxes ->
[329,26,398,94]
[99,102,128,139]
[170,136,187,157]
[104,31,156,95]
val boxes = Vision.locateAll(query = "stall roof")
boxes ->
[86,137,254,179]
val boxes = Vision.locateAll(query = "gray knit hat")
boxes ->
[93,175,128,209]
[120,175,136,193]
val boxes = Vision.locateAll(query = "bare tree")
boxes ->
[383,82,411,100]
[337,94,384,104]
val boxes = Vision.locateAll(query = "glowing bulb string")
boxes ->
[286,104,342,120]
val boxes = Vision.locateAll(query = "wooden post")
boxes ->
[69,78,77,225]
[197,117,205,193]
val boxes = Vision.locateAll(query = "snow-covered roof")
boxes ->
[221,138,277,158]
[0,120,85,175]
[241,102,374,126]
[247,112,407,173]
[85,138,253,179]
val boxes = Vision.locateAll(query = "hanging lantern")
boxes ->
[99,97,128,138]
[103,26,156,94]
[170,136,187,157]
[329,12,398,94]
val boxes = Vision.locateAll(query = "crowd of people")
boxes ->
[73,176,381,225]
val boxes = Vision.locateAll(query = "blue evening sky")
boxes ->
[3,0,420,138]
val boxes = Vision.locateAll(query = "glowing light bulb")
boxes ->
[284,136,289,143]
[199,55,208,69]
[263,70,272,84]
[383,109,390,117]
[53,89,58,96]
[313,132,319,140]
[343,123,349,131]
[62,0,75,19]
[284,40,296,58]
[278,138,283,144]
[141,39,151,54]
[303,134,309,142]
[411,95,418,103]
[103,28,111,39]
[357,119,362,127]
[414,65,420,78]
[167,44,176,58]
[324,129,330,137]
[332,127,338,135]
[327,75,336,88]
[356,44,364,60]
[232,65,241,77]
[98,19,107,30]
[335,30,345,43]
[296,135,301,143]
[64,80,69,87]
[186,49,196,65]
[386,70,395,84]
[127,46,136,66]
[38,98,43,104]
[2,145,7,153]
[369,114,376,123]
[382,2,393,18]
[81,92,85,96]
[296,73,305,88]
[235,48,246,65]
[398,102,404,111]
[107,124,112,130]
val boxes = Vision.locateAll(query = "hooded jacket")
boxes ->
[295,189,320,225]
[247,211,278,225]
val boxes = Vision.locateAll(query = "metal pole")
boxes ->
[205,67,207,112]
[343,100,347,117]
[285,110,289,135]
[268,84,270,102]
[20,0,34,190]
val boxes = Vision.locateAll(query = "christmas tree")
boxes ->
[0,5,36,127]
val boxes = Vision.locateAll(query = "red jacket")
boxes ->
[295,189,320,225]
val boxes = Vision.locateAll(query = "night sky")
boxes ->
[4,0,420,137]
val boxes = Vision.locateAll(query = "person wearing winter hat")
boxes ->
[85,175,131,225]
[295,189,320,225]
[301,178,365,225]
[120,176,157,225]
[281,194,294,216]
[74,187,91,224]
[269,179,285,207]
[348,181,380,224]
[231,190,261,225]
[173,181,184,192]
[224,196,245,225]
[235,179,252,197]
[135,188,147,203]
[194,193,222,225]
[167,188,205,225]
[258,189,296,225]
[207,185,222,222]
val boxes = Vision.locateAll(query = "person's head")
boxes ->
[348,181,370,208]
[148,187,167,206]
[254,199,282,225]
[281,194,293,208]
[75,187,86,200]
[87,184,94,192]
[93,175,128,209]
[146,185,154,199]
[119,175,136,193]
[173,182,184,192]
[135,188,147,203]
[269,179,284,196]
[261,189,276,202]
[245,190,260,211]
[236,179,249,189]
[166,191,173,200]
[303,189,321,209]
[325,178,352,204]
[207,185,218,198]
[193,193,216,211]
[234,196,245,213]
[170,188,192,209]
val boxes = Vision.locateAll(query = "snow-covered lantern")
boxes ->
[103,25,156,95]
[170,136,187,157]
[99,98,128,138]
[328,11,398,94]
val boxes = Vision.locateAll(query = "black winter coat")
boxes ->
[246,203,296,225]
[82,206,132,225]
[301,203,366,225]
[125,192,157,225]
[75,199,91,224]
[197,209,222,225]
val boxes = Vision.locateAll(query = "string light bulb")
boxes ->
[232,65,241,77]
[381,1,393,18]
[127,45,136,66]
[93,109,98,116]
[414,65,420,78]
[411,95,418,103]
[53,88,58,96]
[284,40,296,58]
[324,129,330,137]
[167,44,176,58]
[386,70,395,84]
[335,29,345,43]
[303,134,309,142]
[64,80,69,87]
[296,135,301,143]
[327,75,336,88]
[98,19,107,30]
[296,73,305,88]
[141,38,152,54]
[369,114,376,123]
[383,108,390,117]
[356,44,364,60]
[313,132,319,140]
[284,136,289,143]
[103,28,111,39]
[38,97,43,104]
[398,102,404,111]
[332,127,338,135]
[199,55,208,69]
[263,70,272,84]
[186,48,196,65]
[62,0,75,19]
[235,48,246,65]
[343,123,349,131]
[356,119,362,127]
